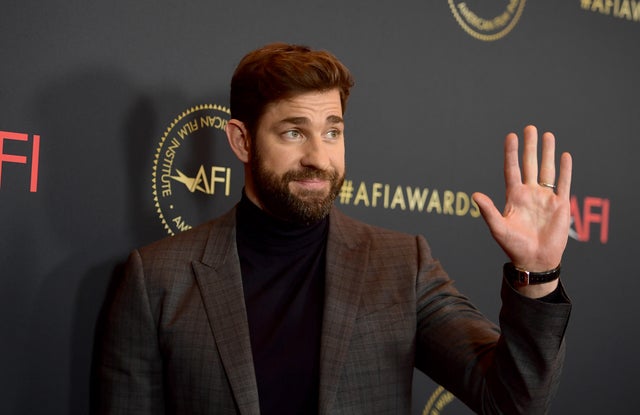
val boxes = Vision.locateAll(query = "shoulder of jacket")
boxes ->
[138,207,236,258]
[330,208,419,248]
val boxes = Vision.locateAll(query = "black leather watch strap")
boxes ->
[504,262,561,287]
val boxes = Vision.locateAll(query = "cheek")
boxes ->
[265,151,301,173]
[255,141,295,168]
[331,148,346,171]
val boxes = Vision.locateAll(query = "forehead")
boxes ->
[262,89,343,121]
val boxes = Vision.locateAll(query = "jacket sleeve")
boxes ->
[94,250,165,414]
[413,235,571,414]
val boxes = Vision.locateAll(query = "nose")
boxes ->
[300,136,330,170]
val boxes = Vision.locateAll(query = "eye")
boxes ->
[325,129,341,140]
[283,129,303,140]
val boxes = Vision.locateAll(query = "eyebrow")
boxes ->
[278,115,344,126]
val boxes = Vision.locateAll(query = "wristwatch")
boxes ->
[504,262,561,287]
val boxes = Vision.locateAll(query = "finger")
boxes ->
[556,152,573,199]
[472,192,506,238]
[504,133,522,189]
[539,131,556,186]
[521,125,539,185]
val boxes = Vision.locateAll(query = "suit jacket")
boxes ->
[97,207,571,414]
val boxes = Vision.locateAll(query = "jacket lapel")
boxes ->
[192,209,260,415]
[318,209,370,414]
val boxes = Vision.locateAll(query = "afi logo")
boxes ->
[0,131,40,192]
[570,195,609,244]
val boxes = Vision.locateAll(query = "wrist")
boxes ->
[504,262,561,288]
[516,279,559,298]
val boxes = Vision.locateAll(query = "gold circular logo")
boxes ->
[448,0,526,41]
[152,104,236,236]
[423,386,455,415]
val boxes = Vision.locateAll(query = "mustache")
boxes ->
[282,168,339,182]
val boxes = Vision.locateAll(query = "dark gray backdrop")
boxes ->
[1,1,636,413]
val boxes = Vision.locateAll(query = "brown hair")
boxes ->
[229,43,354,139]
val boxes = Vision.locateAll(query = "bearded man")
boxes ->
[96,43,572,415]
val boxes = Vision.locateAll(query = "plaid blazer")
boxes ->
[97,207,570,414]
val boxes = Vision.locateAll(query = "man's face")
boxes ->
[247,89,346,225]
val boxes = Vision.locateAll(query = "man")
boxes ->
[96,43,572,414]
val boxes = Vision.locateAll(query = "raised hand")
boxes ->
[472,125,572,297]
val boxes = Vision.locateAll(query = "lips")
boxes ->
[292,178,329,190]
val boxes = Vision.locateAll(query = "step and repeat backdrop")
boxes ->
[1,1,637,414]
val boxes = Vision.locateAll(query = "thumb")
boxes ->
[472,192,504,237]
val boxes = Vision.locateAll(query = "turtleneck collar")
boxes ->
[236,192,330,254]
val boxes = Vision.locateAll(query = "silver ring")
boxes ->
[538,182,557,191]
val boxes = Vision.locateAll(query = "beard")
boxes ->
[250,152,344,226]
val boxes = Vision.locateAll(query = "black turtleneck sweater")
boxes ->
[236,195,327,415]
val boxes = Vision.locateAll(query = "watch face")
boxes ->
[516,270,530,286]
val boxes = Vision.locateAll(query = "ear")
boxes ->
[226,119,250,163]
